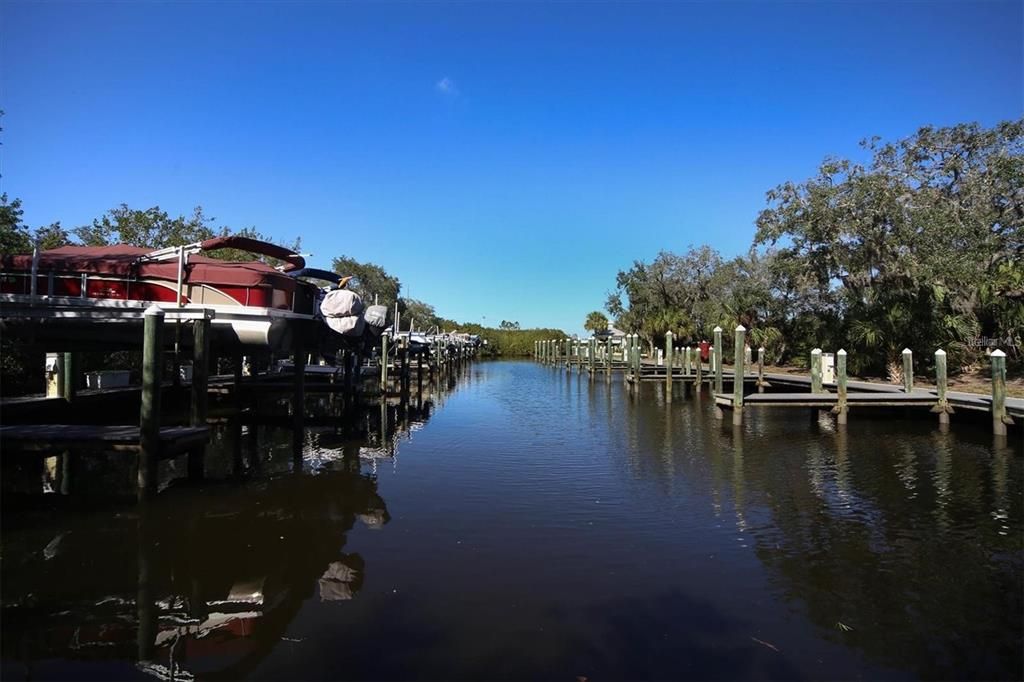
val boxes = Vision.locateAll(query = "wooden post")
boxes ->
[381,334,389,391]
[902,348,913,393]
[991,349,1011,436]
[811,348,822,393]
[188,317,210,481]
[757,346,765,393]
[190,318,210,427]
[634,334,642,378]
[934,349,951,425]
[732,325,745,425]
[695,343,703,393]
[62,352,76,402]
[665,331,674,394]
[713,326,723,395]
[589,337,596,374]
[835,348,848,425]
[138,305,163,502]
[605,337,612,377]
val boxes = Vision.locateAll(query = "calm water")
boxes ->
[2,360,1022,681]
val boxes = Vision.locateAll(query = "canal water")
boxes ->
[2,360,1021,680]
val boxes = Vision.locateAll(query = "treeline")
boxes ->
[601,120,1023,376]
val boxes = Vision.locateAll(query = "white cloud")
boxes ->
[435,76,459,95]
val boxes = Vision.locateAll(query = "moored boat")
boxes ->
[0,237,322,351]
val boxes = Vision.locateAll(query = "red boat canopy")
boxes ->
[199,236,305,272]
[2,245,301,289]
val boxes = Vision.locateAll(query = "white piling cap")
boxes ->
[735,324,746,332]
[837,348,847,356]
[902,347,912,355]
[935,349,946,356]
[713,326,722,332]
[144,304,164,316]
[811,348,822,354]
[758,346,765,351]
[992,349,1006,357]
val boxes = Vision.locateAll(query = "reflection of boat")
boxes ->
[0,237,321,350]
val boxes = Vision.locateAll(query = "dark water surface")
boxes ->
[2,360,1022,681]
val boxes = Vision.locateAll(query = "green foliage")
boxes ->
[401,298,443,331]
[72,204,298,264]
[0,194,69,254]
[1,194,31,254]
[584,311,608,334]
[499,320,521,330]
[607,119,1023,375]
[449,323,567,357]
[756,118,1023,372]
[331,255,401,309]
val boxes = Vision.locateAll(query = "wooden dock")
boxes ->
[538,328,1019,436]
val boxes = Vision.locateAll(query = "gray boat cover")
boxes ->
[363,304,388,330]
[326,314,366,337]
[320,288,364,318]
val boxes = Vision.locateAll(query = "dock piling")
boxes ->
[138,305,164,502]
[902,348,914,393]
[933,349,952,425]
[713,326,723,395]
[732,325,745,425]
[665,331,674,395]
[62,352,76,402]
[835,349,848,424]
[757,346,765,393]
[810,348,823,393]
[991,350,1012,436]
[188,317,210,481]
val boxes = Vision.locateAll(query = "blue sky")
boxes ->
[2,1,1021,333]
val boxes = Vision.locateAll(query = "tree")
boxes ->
[331,255,401,309]
[756,119,1023,371]
[74,204,219,248]
[584,311,608,334]
[72,203,297,264]
[499,320,521,330]
[401,298,443,331]
[0,194,31,254]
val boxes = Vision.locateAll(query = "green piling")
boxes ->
[933,349,951,425]
[733,325,745,424]
[713,326,723,395]
[665,331,674,394]
[139,305,164,502]
[695,344,703,393]
[902,348,914,393]
[991,350,1011,436]
[835,348,848,425]
[757,346,765,393]
[62,352,76,402]
[811,348,822,393]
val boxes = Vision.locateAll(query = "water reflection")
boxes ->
[0,366,467,681]
[2,362,1021,680]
